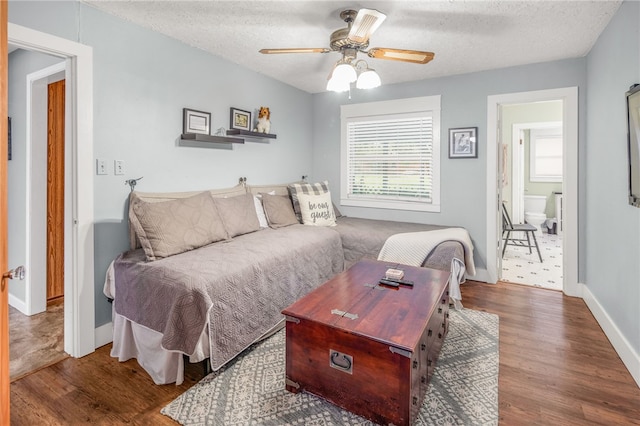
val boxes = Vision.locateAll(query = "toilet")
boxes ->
[524,195,547,233]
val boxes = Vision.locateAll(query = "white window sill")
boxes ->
[341,197,440,212]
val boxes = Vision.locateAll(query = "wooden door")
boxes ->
[1,1,11,423]
[47,80,64,301]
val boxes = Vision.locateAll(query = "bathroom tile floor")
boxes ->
[501,230,563,290]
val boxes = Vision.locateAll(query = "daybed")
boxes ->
[104,181,475,385]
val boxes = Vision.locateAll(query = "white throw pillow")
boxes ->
[253,191,275,228]
[253,196,268,228]
[297,191,336,227]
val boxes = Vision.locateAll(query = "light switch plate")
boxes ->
[114,160,125,175]
[96,159,108,175]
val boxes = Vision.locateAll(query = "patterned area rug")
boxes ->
[162,308,499,425]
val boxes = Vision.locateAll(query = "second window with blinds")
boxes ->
[340,96,441,212]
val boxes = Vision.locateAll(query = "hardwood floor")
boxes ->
[465,282,640,425]
[10,281,640,425]
[9,300,66,382]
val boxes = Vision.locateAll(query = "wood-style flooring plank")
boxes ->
[9,281,640,425]
[463,281,640,425]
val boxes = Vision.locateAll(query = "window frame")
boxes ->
[340,96,441,212]
[529,127,563,183]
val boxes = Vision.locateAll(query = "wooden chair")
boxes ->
[501,203,543,263]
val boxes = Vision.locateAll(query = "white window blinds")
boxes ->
[346,113,434,202]
[530,128,563,182]
[340,96,441,212]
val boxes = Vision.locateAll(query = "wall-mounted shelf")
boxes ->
[226,129,277,140]
[179,133,244,149]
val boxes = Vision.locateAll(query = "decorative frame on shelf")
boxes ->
[183,108,211,135]
[230,107,252,131]
[448,127,478,159]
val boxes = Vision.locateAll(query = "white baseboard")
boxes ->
[581,283,640,388]
[8,293,28,314]
[94,321,113,349]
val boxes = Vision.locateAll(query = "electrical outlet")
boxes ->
[114,160,125,175]
[96,159,108,175]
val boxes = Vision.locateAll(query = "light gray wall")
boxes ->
[311,59,587,274]
[585,1,640,355]
[10,1,314,327]
[7,49,64,304]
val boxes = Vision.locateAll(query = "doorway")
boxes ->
[7,23,95,358]
[486,87,580,298]
[7,57,67,380]
[499,102,564,290]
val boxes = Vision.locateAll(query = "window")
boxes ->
[529,127,562,182]
[340,96,441,212]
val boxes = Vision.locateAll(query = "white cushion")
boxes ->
[297,191,336,227]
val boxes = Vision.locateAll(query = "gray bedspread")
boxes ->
[113,224,344,371]
[333,217,463,270]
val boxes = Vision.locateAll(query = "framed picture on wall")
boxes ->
[182,108,211,135]
[449,127,478,158]
[230,107,252,131]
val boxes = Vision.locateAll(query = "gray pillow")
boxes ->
[261,193,299,229]
[129,191,229,261]
[214,193,261,238]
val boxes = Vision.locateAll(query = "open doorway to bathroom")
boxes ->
[500,101,563,290]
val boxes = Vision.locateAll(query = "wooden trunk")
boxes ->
[282,259,450,426]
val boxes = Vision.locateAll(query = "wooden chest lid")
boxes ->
[282,259,450,352]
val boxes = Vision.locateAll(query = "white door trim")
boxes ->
[486,87,580,298]
[9,23,95,357]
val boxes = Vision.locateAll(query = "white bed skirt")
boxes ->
[111,308,210,385]
[110,304,285,385]
[107,260,210,385]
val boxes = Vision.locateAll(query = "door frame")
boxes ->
[8,23,95,357]
[486,87,580,297]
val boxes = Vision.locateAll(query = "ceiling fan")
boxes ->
[259,8,435,92]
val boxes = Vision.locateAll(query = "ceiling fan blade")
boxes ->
[367,48,435,64]
[346,8,386,45]
[259,48,331,54]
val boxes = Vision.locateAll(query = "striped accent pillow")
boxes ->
[288,180,330,222]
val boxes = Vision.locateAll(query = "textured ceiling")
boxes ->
[82,1,621,94]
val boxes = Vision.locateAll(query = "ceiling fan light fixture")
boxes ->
[259,8,435,93]
[333,61,358,83]
[326,75,351,92]
[354,59,381,90]
[356,68,381,89]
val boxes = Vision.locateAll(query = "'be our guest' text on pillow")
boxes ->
[297,191,336,227]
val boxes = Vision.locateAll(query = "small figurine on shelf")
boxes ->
[254,106,271,134]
